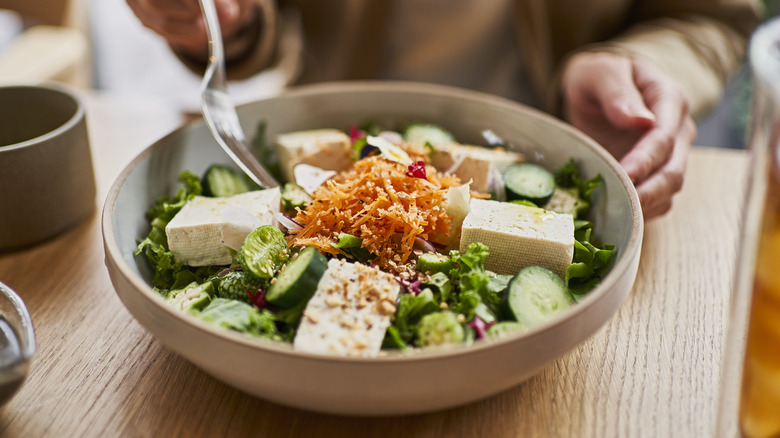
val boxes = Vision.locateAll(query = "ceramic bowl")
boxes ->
[102,81,643,415]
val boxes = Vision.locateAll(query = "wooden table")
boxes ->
[0,92,748,437]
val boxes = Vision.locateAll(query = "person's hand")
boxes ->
[126,0,257,57]
[561,52,696,220]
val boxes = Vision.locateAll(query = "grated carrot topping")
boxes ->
[288,144,468,272]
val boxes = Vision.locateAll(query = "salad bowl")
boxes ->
[102,81,643,415]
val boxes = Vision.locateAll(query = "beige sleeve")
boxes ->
[572,1,763,117]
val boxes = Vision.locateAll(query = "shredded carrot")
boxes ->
[287,144,467,272]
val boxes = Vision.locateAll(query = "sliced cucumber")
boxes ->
[543,186,589,219]
[266,246,328,308]
[281,182,313,211]
[416,252,453,274]
[403,123,455,146]
[415,311,465,347]
[503,163,556,205]
[238,225,288,279]
[506,266,575,327]
[202,164,255,197]
[486,321,526,339]
[167,281,214,312]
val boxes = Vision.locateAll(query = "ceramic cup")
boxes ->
[0,84,95,251]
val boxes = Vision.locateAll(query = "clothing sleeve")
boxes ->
[560,1,763,117]
[174,0,280,81]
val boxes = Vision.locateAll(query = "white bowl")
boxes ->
[102,81,643,415]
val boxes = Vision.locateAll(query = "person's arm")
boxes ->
[558,0,762,219]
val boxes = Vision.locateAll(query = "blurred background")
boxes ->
[0,0,777,148]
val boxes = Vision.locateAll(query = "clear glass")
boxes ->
[0,281,35,406]
[717,17,780,438]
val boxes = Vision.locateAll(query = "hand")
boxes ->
[561,52,696,220]
[126,0,257,57]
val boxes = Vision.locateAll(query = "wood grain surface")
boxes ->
[0,94,748,437]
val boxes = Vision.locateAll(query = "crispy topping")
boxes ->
[304,309,319,324]
[288,143,463,273]
[377,300,397,316]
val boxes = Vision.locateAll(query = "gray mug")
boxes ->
[0,84,96,251]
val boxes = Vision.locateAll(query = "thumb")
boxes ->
[593,71,656,131]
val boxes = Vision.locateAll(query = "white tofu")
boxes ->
[293,259,401,358]
[431,142,524,193]
[165,189,281,267]
[274,129,352,184]
[459,199,574,278]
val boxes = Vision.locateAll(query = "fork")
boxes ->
[196,0,279,189]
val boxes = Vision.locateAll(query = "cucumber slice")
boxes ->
[281,182,313,211]
[416,252,453,274]
[506,266,575,327]
[415,311,465,347]
[543,186,589,219]
[202,164,255,197]
[266,246,328,308]
[486,321,526,339]
[403,123,455,146]
[503,163,556,205]
[238,225,288,279]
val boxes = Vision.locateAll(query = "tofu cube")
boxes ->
[165,188,281,266]
[293,259,401,357]
[431,142,524,192]
[459,199,574,278]
[273,129,351,184]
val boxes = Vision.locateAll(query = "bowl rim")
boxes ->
[102,80,643,364]
[0,83,84,151]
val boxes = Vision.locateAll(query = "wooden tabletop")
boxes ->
[0,92,748,437]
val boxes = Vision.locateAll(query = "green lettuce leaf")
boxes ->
[196,298,278,338]
[555,159,603,200]
[566,221,616,296]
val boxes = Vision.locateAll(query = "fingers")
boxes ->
[562,52,695,220]
[128,0,201,19]
[619,59,692,185]
[127,0,207,51]
[633,117,695,219]
[126,0,250,53]
[563,53,656,132]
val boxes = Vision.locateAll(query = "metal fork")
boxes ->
[197,0,279,189]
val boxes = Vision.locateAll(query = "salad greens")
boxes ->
[135,121,618,353]
[134,171,222,294]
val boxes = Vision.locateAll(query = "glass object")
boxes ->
[717,17,780,438]
[0,281,35,407]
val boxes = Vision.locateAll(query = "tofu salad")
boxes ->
[135,122,616,357]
